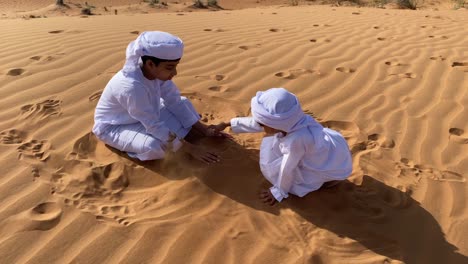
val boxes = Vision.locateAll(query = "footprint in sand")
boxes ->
[130,31,140,35]
[0,202,62,234]
[450,61,466,67]
[203,28,225,32]
[51,162,129,199]
[428,35,448,39]
[20,99,62,121]
[397,159,423,178]
[7,68,25,76]
[17,139,51,162]
[51,158,133,224]
[385,61,405,66]
[64,198,83,207]
[398,158,465,183]
[48,30,64,34]
[0,129,27,145]
[431,171,465,183]
[430,55,446,61]
[350,141,379,155]
[228,228,247,239]
[208,85,230,92]
[336,67,356,73]
[29,55,62,64]
[349,133,395,157]
[310,39,331,43]
[359,175,413,211]
[89,91,102,102]
[100,205,129,216]
[377,37,386,41]
[201,112,216,122]
[95,215,132,226]
[195,74,227,81]
[114,216,132,226]
[29,202,63,229]
[367,133,395,149]
[269,28,280,32]
[275,69,321,80]
[390,73,417,79]
[238,44,261,50]
[452,62,468,71]
[449,128,464,136]
[449,128,468,144]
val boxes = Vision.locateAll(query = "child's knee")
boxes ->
[138,138,166,160]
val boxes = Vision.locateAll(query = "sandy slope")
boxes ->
[0,5,467,264]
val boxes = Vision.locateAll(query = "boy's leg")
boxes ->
[160,97,200,139]
[97,123,166,161]
[160,97,206,143]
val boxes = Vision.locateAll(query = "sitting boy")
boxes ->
[93,31,223,164]
[214,88,353,205]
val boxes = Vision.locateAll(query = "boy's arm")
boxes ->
[230,117,264,133]
[270,138,306,202]
[119,86,172,143]
[160,80,199,128]
[209,117,262,137]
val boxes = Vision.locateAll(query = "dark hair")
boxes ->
[141,55,180,66]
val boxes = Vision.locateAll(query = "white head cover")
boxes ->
[122,31,184,75]
[251,88,306,133]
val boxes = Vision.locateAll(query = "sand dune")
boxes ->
[0,4,467,264]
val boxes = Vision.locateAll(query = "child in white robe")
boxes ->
[93,31,224,163]
[214,88,353,205]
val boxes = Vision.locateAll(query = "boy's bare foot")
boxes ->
[183,142,220,164]
[259,189,278,206]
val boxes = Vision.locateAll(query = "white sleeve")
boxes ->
[270,138,306,202]
[230,117,264,133]
[160,80,199,128]
[117,85,171,142]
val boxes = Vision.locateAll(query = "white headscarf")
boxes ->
[122,31,184,75]
[251,88,309,133]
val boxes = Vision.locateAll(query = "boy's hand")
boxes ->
[206,122,233,139]
[208,122,229,132]
[260,189,278,206]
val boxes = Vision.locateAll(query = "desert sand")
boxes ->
[0,1,467,263]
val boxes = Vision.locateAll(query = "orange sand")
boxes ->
[0,2,467,263]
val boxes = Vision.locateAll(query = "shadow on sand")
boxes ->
[109,136,466,264]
